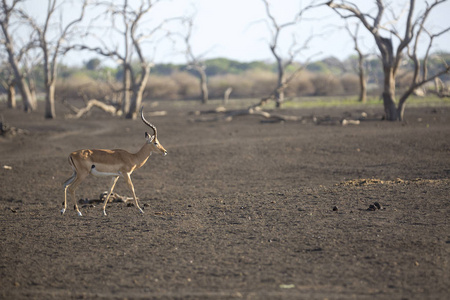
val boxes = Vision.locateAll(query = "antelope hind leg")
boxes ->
[102,176,120,216]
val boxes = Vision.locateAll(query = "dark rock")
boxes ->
[367,204,376,211]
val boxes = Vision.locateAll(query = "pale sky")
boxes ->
[20,0,450,66]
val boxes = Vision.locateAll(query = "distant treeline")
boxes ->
[5,53,449,101]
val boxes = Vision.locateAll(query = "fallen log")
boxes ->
[192,106,303,123]
[0,117,29,138]
[65,99,121,119]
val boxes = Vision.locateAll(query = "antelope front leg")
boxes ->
[62,172,76,215]
[124,173,144,214]
[62,186,69,215]
[102,176,120,216]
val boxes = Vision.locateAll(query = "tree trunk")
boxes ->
[382,92,398,121]
[11,65,35,112]
[122,64,131,115]
[223,87,232,104]
[275,58,285,108]
[397,100,406,121]
[357,54,367,103]
[127,92,140,120]
[43,51,56,119]
[126,66,150,119]
[28,76,37,105]
[378,37,399,121]
[193,66,208,104]
[18,76,35,112]
[7,82,16,109]
[275,86,284,108]
[1,23,36,112]
[275,75,286,108]
[359,77,367,103]
[382,68,398,121]
[45,83,56,119]
[200,71,208,104]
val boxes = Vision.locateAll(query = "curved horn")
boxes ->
[140,106,157,138]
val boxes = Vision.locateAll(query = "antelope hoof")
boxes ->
[77,211,83,217]
[60,208,66,215]
[103,210,107,216]
[139,208,144,214]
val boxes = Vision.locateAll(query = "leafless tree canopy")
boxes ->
[260,0,320,108]
[344,23,367,103]
[327,0,450,121]
[19,0,87,119]
[182,17,209,104]
[75,0,180,119]
[0,0,36,112]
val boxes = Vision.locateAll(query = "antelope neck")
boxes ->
[133,142,153,168]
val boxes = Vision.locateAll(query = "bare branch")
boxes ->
[0,0,37,111]
[327,0,377,35]
[180,15,209,103]
[262,0,319,107]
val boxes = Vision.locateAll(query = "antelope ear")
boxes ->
[145,132,155,142]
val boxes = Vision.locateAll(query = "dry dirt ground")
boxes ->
[0,102,449,299]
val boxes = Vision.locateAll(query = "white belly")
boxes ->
[90,165,121,177]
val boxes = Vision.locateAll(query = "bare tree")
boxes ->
[400,15,450,104]
[345,23,367,103]
[78,0,175,119]
[183,17,208,104]
[0,0,36,112]
[21,52,39,107]
[327,0,450,121]
[19,0,87,119]
[261,0,319,108]
[123,0,154,119]
[121,1,132,116]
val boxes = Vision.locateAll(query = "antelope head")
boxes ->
[140,106,167,156]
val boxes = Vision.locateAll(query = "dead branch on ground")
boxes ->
[0,116,29,137]
[190,105,303,123]
[429,77,450,98]
[64,98,167,119]
[65,99,121,119]
[191,104,366,125]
